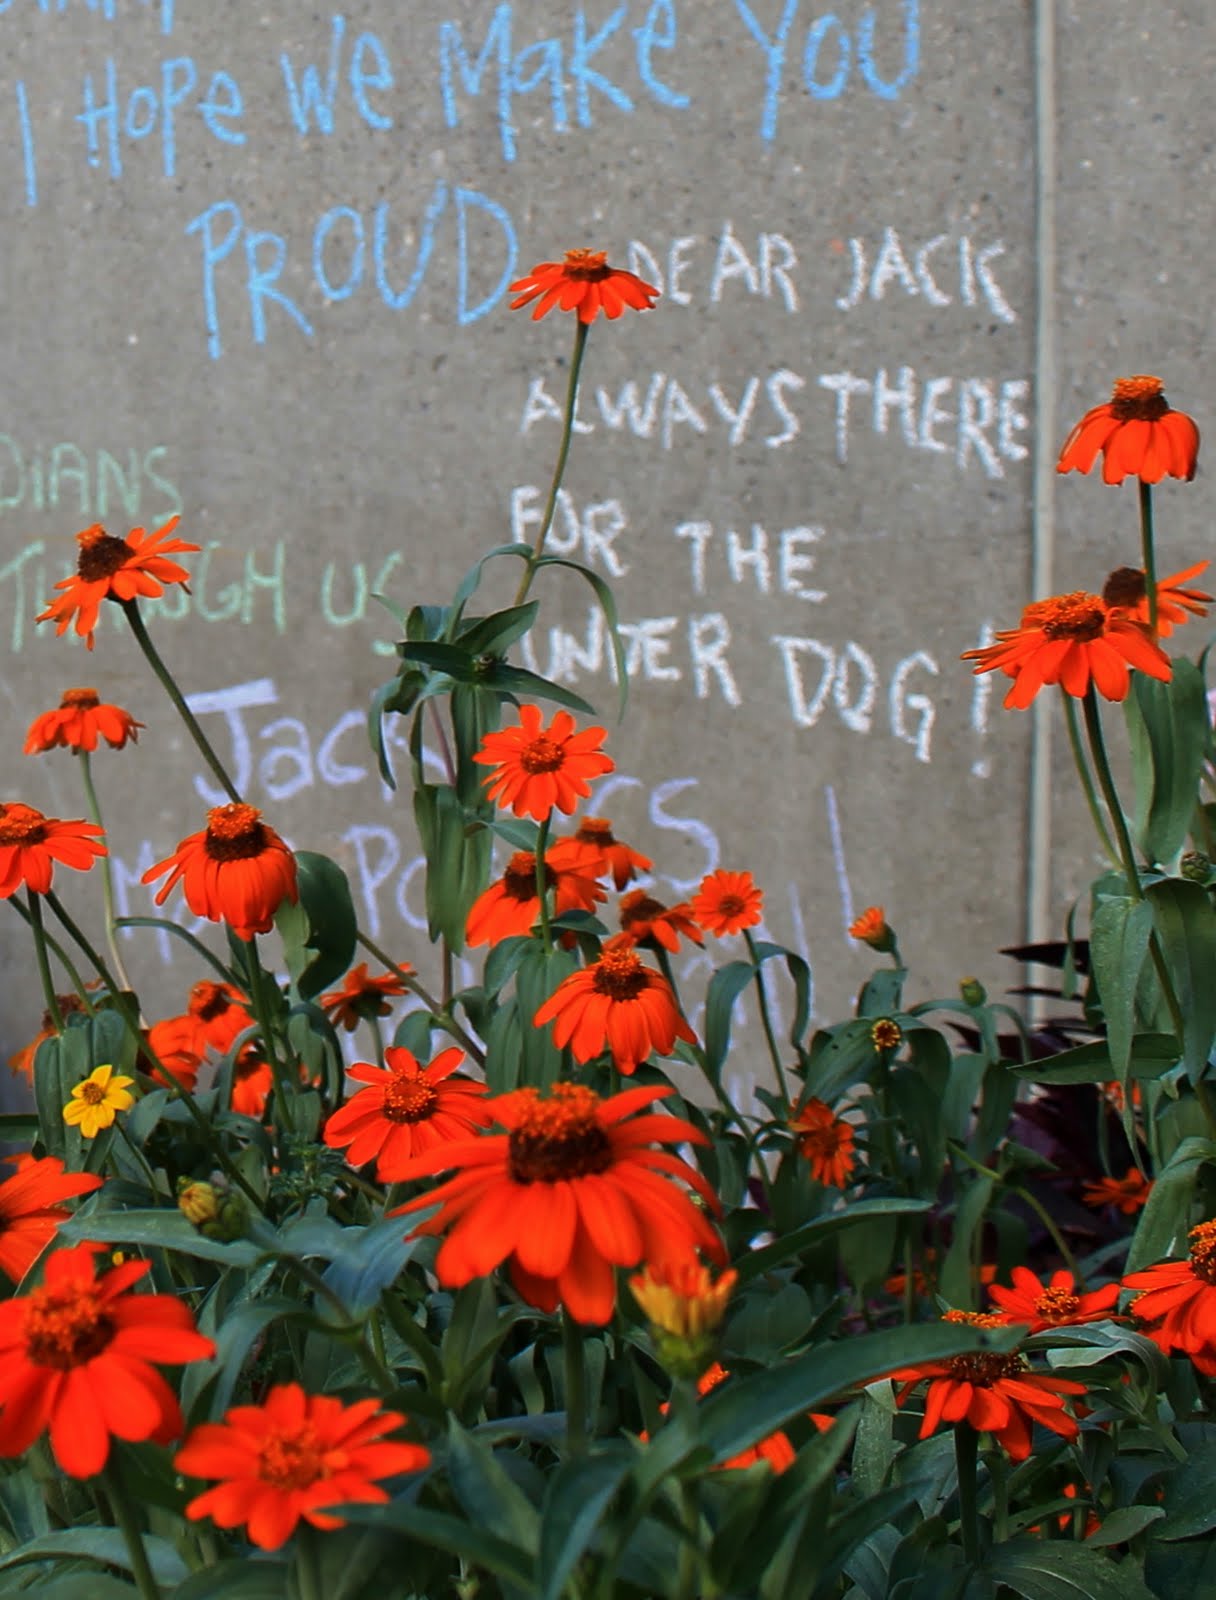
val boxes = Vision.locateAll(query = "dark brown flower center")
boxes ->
[1038,593,1108,642]
[383,1073,438,1124]
[1102,568,1148,609]
[1109,375,1170,422]
[942,1310,1021,1384]
[61,687,101,709]
[257,1423,326,1490]
[716,894,746,917]
[520,737,564,774]
[0,805,48,846]
[1189,1221,1216,1283]
[620,893,665,930]
[577,818,614,842]
[24,1285,115,1369]
[41,994,85,1031]
[76,525,133,581]
[190,981,236,1021]
[1035,1288,1081,1321]
[507,1085,613,1183]
[503,851,552,902]
[204,803,269,861]
[593,948,650,1001]
[872,1018,902,1051]
[562,248,611,281]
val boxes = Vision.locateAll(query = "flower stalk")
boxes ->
[513,318,590,607]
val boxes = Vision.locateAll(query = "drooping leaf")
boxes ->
[1147,878,1216,1083]
[1125,661,1209,868]
[276,850,358,1002]
[1088,894,1154,1086]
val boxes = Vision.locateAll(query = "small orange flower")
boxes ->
[552,817,652,889]
[612,889,703,954]
[509,248,660,324]
[1057,375,1199,485]
[790,1099,856,1188]
[392,1082,724,1326]
[849,906,894,951]
[231,1046,274,1119]
[36,518,201,650]
[319,962,412,1031]
[1082,1166,1152,1215]
[533,946,696,1075]
[890,1311,1086,1462]
[24,688,143,754]
[177,1382,429,1551]
[0,1157,102,1284]
[474,706,613,822]
[988,1268,1120,1334]
[0,803,106,899]
[143,1022,203,1093]
[0,1242,215,1477]
[1103,561,1212,638]
[885,1251,997,1299]
[1123,1220,1216,1374]
[466,848,605,947]
[697,1364,796,1472]
[690,869,763,937]
[961,591,1171,710]
[154,979,255,1062]
[142,803,298,941]
[322,1045,493,1181]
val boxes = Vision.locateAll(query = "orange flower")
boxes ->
[690,869,763,937]
[849,906,894,952]
[612,889,703,954]
[177,1381,429,1551]
[474,706,613,821]
[142,803,298,941]
[322,1045,493,1181]
[36,518,201,650]
[0,803,106,899]
[0,1242,215,1477]
[1057,375,1199,485]
[509,248,660,324]
[885,1251,997,1299]
[1103,561,1212,638]
[231,1046,274,1118]
[789,1099,856,1188]
[8,994,90,1078]
[533,946,696,1075]
[961,591,1171,710]
[890,1311,1086,1462]
[0,1158,102,1284]
[552,817,652,889]
[466,848,605,947]
[1123,1220,1216,1374]
[1082,1166,1152,1215]
[24,688,143,754]
[630,1260,736,1341]
[154,979,255,1061]
[696,1362,797,1472]
[987,1268,1120,1334]
[320,962,411,1031]
[392,1082,724,1325]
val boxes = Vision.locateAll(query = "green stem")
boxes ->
[101,1465,162,1600]
[513,319,591,607]
[563,1307,589,1454]
[534,816,553,952]
[366,1012,387,1068]
[243,939,294,1136]
[656,946,738,1125]
[744,930,791,1109]
[1139,480,1158,638]
[9,897,94,1008]
[116,1118,162,1196]
[1062,692,1119,867]
[954,1423,981,1567]
[77,750,137,996]
[356,930,485,1065]
[988,1448,1009,1543]
[1011,1184,1082,1285]
[26,894,63,1030]
[1081,688,1186,1042]
[122,599,241,804]
[294,1524,324,1600]
[675,1479,701,1600]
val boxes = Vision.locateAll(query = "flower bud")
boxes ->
[960,976,987,1006]
[849,906,895,953]
[629,1261,737,1380]
[1181,851,1212,884]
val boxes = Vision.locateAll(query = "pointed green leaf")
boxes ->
[985,1537,1155,1599]
[704,961,756,1080]
[276,851,358,1001]
[535,554,629,718]
[1148,878,1216,1082]
[1125,661,1209,868]
[1089,895,1154,1084]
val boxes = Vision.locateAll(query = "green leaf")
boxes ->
[939,1173,995,1309]
[1083,1505,1163,1546]
[857,966,906,1019]
[276,851,358,1001]
[1013,1033,1179,1085]
[1155,1437,1216,1539]
[515,944,578,1090]
[342,1502,536,1592]
[322,1215,429,1320]
[450,540,533,624]
[1125,1136,1216,1272]
[984,1538,1155,1599]
[476,662,598,718]
[1089,895,1154,1085]
[454,602,540,657]
[1147,879,1216,1083]
[60,1209,261,1267]
[183,1295,302,1417]
[1125,661,1209,868]
[537,1454,629,1600]
[735,1198,931,1284]
[414,784,492,953]
[536,554,629,719]
[704,961,755,1081]
[446,1420,540,1554]
[0,1528,187,1585]
[23,1579,138,1600]
[171,1561,291,1599]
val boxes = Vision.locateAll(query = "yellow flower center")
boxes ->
[0,804,48,847]
[507,1084,613,1184]
[1109,375,1170,422]
[502,851,551,903]
[1189,1220,1216,1284]
[519,736,565,774]
[61,687,101,709]
[76,525,134,581]
[24,1283,114,1369]
[561,248,611,280]
[592,947,650,1001]
[1037,592,1108,642]
[204,803,269,862]
[871,1019,902,1051]
[1034,1288,1081,1322]
[383,1072,438,1124]
[256,1422,328,1491]
[942,1310,1023,1385]
[1102,567,1148,609]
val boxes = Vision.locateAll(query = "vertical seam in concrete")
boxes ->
[1028,0,1058,1004]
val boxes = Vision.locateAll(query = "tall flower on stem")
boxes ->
[320,962,411,1031]
[466,847,604,946]
[391,1082,724,1325]
[1103,561,1211,638]
[474,707,612,821]
[322,1045,492,1181]
[551,817,652,889]
[987,1268,1120,1333]
[1057,375,1199,485]
[691,870,763,938]
[142,803,298,940]
[24,688,143,753]
[533,946,696,1075]
[0,804,106,899]
[509,249,659,324]
[36,518,200,650]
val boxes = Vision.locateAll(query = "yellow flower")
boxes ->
[62,1063,135,1138]
[630,1260,737,1340]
